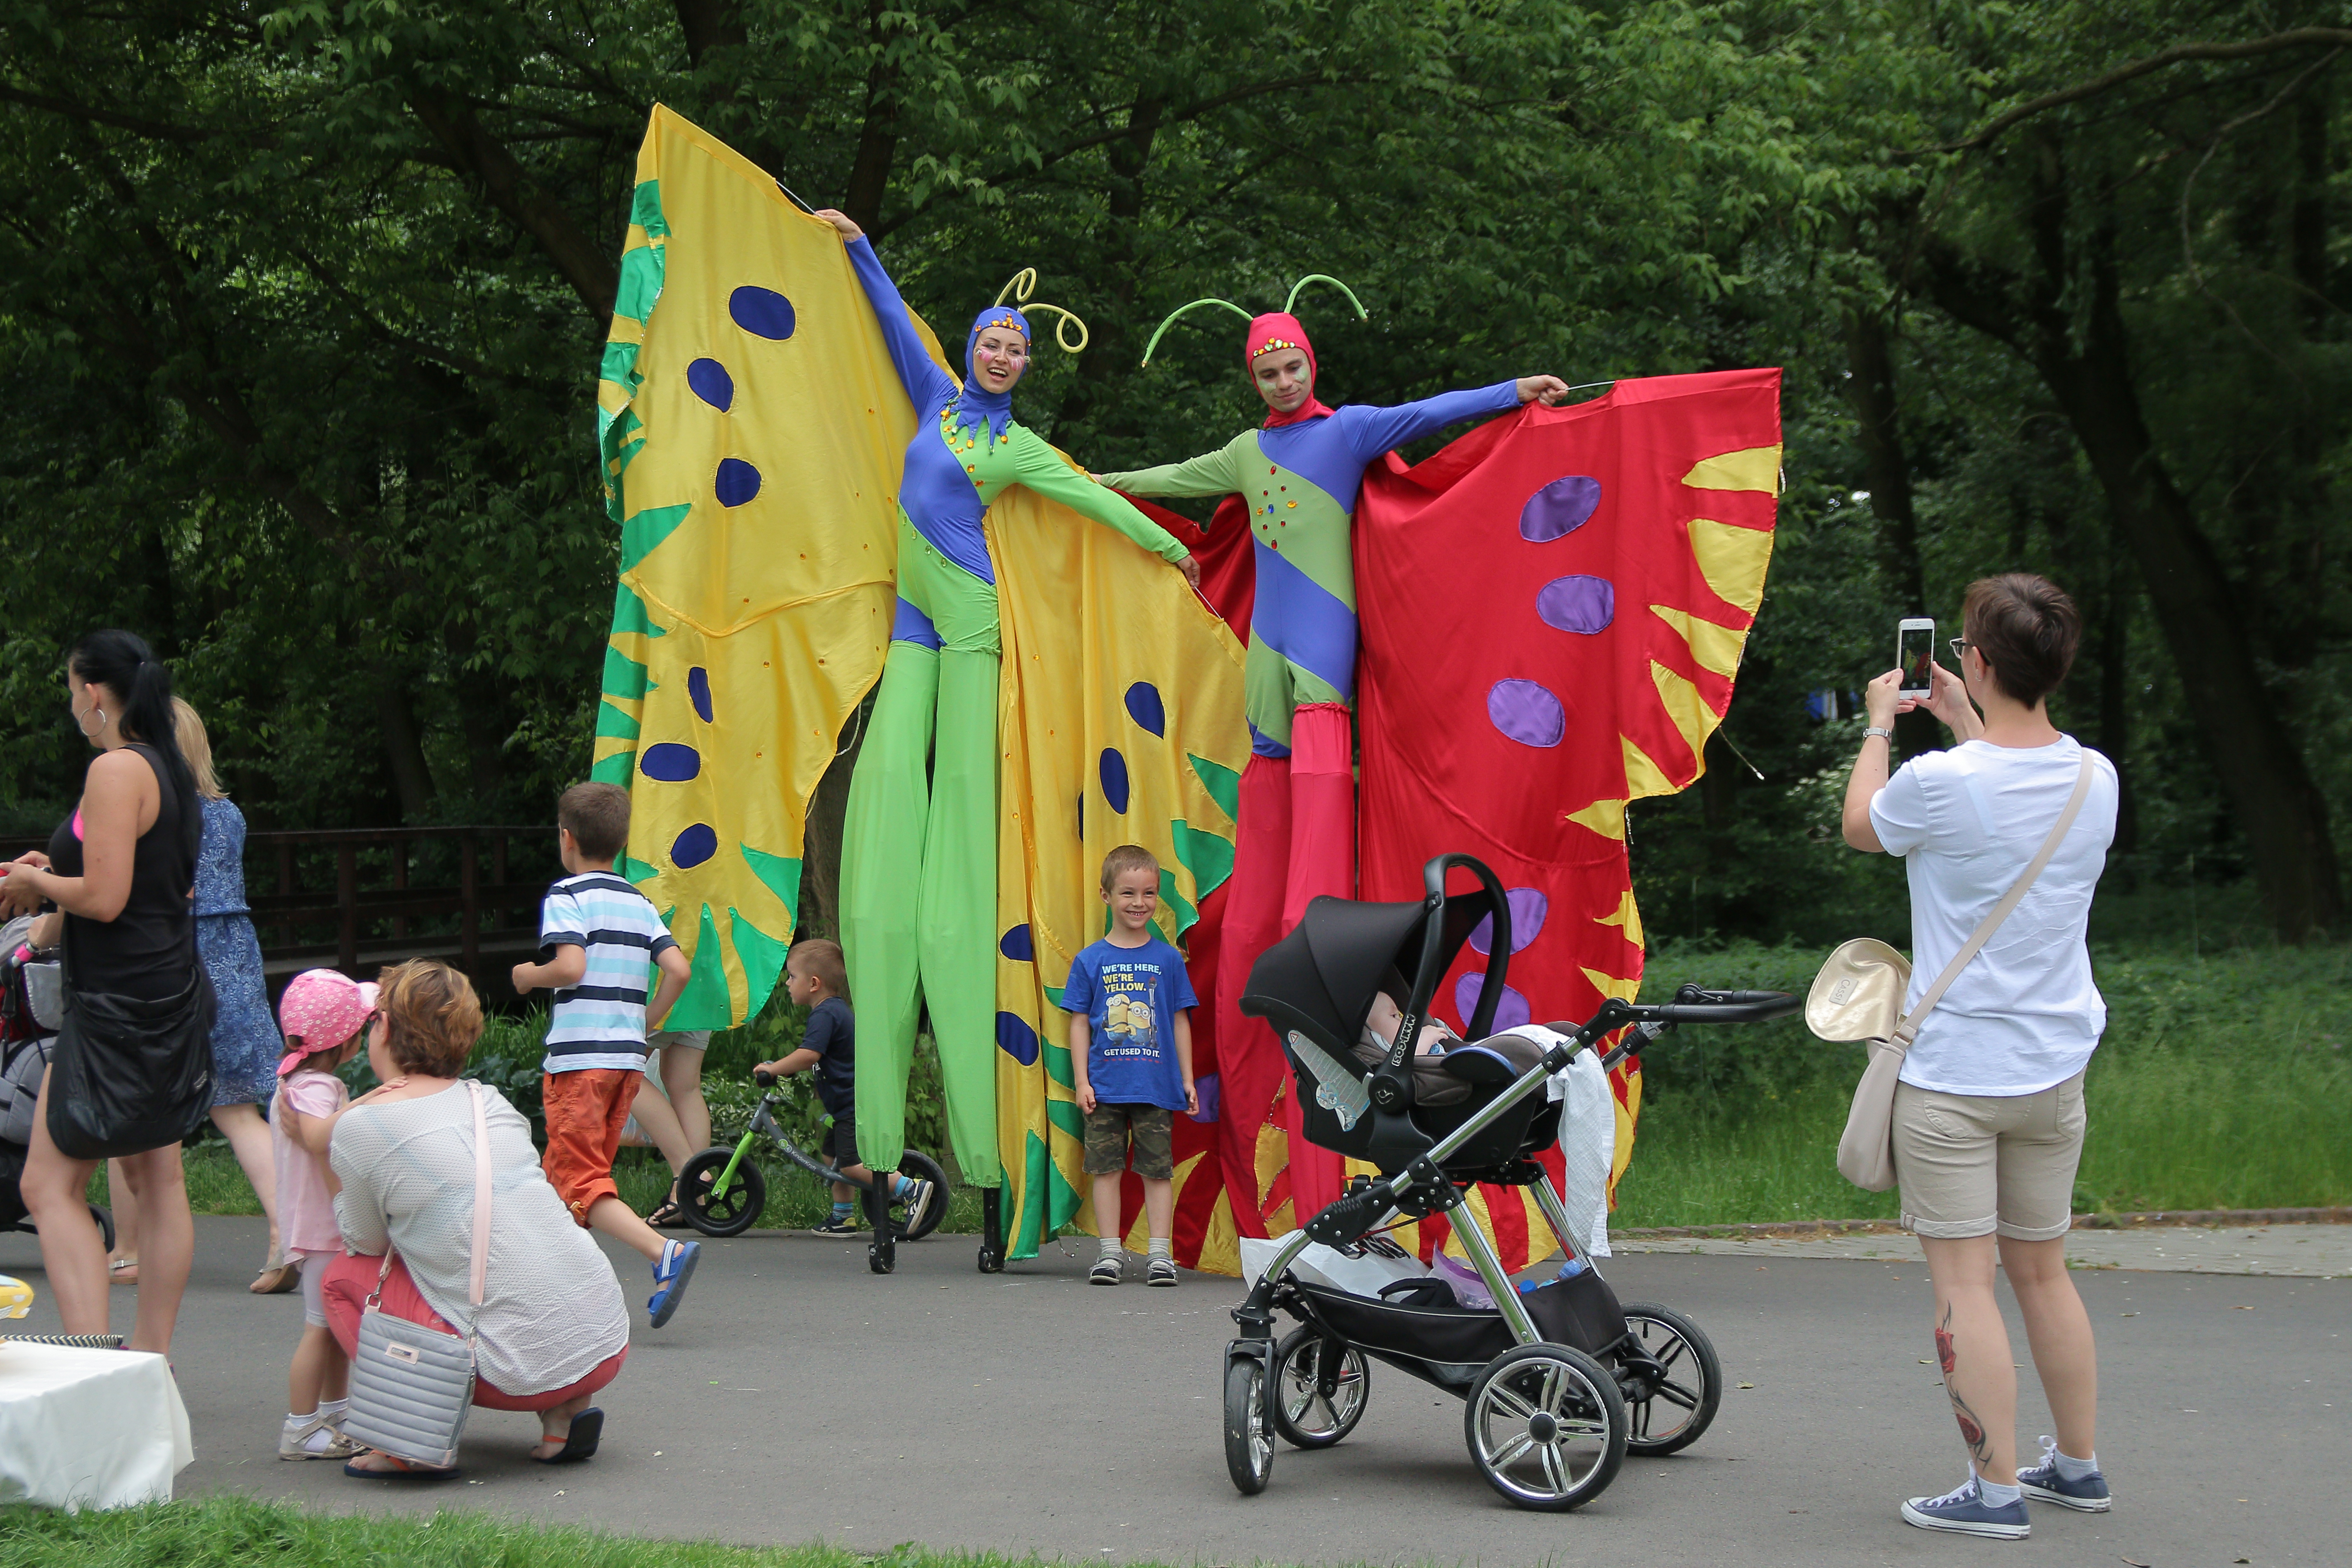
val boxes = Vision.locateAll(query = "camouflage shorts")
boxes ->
[1083,1102,1175,1179]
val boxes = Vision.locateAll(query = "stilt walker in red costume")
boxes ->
[1096,285,1568,1232]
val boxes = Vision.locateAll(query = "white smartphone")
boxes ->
[1897,618,1936,699]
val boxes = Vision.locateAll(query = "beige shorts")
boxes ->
[1891,1070,2086,1241]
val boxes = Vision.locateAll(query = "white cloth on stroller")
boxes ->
[1530,1028,1615,1259]
[1238,1232,1432,1296]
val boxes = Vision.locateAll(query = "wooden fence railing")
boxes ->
[0,825,561,993]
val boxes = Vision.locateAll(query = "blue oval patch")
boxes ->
[999,924,1034,963]
[715,458,761,507]
[671,823,718,869]
[640,743,701,783]
[995,1011,1040,1066]
[1123,681,1166,737]
[687,666,713,724]
[1098,748,1130,814]
[728,286,796,340]
[686,357,734,412]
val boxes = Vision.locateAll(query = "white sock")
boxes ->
[1977,1478,2022,1508]
[1097,1236,1121,1262]
[2053,1449,2098,1481]
[318,1396,348,1423]
[1147,1237,1172,1261]
[283,1411,312,1430]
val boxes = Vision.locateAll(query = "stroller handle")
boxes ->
[1630,989,1801,1025]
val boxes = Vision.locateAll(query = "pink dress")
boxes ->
[273,1069,348,1259]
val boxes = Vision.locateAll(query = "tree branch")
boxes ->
[0,82,281,149]
[406,84,617,320]
[1930,28,2352,153]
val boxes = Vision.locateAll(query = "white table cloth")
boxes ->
[0,1341,192,1509]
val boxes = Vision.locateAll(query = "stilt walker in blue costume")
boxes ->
[816,209,1200,1189]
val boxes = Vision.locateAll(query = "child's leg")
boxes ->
[1141,1176,1176,1242]
[658,1035,712,1153]
[288,1323,345,1414]
[1091,1172,1124,1244]
[545,1069,670,1263]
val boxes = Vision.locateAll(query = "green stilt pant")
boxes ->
[841,514,1003,1185]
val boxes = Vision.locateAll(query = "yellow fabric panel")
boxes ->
[597,105,955,1026]
[1565,798,1627,841]
[1686,517,1776,619]
[1647,658,1718,765]
[1648,603,1752,681]
[1621,733,1678,801]
[1680,443,1783,493]
[988,479,1253,1259]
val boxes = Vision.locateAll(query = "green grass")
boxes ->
[0,1496,962,1568]
[138,939,2351,1234]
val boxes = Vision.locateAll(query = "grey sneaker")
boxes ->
[2017,1436,2111,1513]
[1901,1475,2030,1539]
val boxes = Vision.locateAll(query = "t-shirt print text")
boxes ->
[1096,963,1161,1058]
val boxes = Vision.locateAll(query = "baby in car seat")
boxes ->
[1351,991,1474,1106]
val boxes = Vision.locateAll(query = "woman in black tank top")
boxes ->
[0,631,208,1354]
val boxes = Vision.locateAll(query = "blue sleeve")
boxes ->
[1164,948,1198,1012]
[1059,950,1098,1014]
[844,236,958,412]
[1339,382,1521,464]
[802,1002,839,1059]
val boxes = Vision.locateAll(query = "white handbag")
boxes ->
[1813,754,2094,1191]
[341,1081,492,1468]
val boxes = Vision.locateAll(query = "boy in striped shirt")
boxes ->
[512,783,701,1326]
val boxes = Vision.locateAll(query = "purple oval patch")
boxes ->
[1520,475,1601,542]
[1488,679,1565,748]
[1455,973,1532,1034]
[1536,575,1614,635]
[1468,887,1550,956]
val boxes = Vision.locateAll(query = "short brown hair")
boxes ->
[375,958,484,1078]
[1963,573,2082,708]
[1100,843,1159,892]
[787,937,847,1000]
[559,781,631,862]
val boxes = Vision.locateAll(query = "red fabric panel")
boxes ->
[1213,753,1292,1237]
[1120,492,1256,639]
[322,1251,628,1412]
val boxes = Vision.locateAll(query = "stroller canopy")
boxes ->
[1242,884,1501,1063]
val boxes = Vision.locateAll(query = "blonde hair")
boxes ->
[1099,843,1160,892]
[171,696,224,800]
[375,959,484,1078]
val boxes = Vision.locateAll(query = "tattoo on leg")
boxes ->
[1935,1304,1994,1469]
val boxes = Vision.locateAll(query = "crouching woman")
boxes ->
[323,958,628,1476]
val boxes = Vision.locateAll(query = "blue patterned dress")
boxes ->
[195,796,282,1106]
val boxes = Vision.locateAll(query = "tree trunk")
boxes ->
[2032,233,2341,939]
[378,676,437,823]
[841,0,900,231]
[1843,305,1939,754]
[1057,96,1164,436]
[796,699,869,941]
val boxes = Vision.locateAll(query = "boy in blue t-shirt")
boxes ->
[1063,845,1198,1287]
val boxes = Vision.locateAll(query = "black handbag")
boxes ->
[45,964,216,1160]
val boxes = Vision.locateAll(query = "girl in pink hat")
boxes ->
[271,968,374,1461]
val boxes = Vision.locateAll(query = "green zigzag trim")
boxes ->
[1169,818,1235,900]
[621,502,694,573]
[1188,752,1241,822]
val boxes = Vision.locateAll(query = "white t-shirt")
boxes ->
[1867,735,2119,1096]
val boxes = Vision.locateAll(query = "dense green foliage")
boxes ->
[3,2,2346,943]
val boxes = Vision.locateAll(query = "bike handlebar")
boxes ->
[754,1069,778,1088]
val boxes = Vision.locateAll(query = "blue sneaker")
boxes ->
[2017,1436,2111,1513]
[647,1240,700,1328]
[1901,1475,2030,1539]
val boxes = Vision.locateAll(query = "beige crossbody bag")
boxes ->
[1809,753,2094,1191]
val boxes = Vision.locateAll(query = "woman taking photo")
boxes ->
[324,959,629,1476]
[1842,574,2120,1539]
[1,630,212,1357]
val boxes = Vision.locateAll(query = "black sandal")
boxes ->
[646,1197,688,1228]
[530,1407,604,1464]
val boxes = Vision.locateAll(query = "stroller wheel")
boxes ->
[1465,1343,1626,1511]
[1222,1353,1274,1495]
[1616,1302,1722,1456]
[1271,1328,1369,1449]
[678,1148,766,1238]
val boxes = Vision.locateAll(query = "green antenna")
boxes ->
[1139,297,1253,367]
[1283,274,1368,320]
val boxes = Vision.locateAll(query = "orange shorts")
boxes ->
[542,1068,641,1225]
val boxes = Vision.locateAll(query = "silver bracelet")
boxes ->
[1862,726,1895,741]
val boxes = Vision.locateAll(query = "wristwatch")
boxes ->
[1862,726,1895,741]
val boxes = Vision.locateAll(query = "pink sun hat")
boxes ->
[277,968,379,1076]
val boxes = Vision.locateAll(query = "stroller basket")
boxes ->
[1291,1268,1629,1390]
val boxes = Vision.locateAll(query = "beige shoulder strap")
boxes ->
[466,1081,492,1310]
[1893,753,2095,1046]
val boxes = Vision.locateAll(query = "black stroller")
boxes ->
[1225,854,1796,1510]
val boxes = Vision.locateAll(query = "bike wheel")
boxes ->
[897,1150,949,1241]
[679,1146,766,1238]
[1270,1327,1370,1449]
[1616,1302,1721,1456]
[1464,1342,1626,1511]
[1223,1353,1274,1495]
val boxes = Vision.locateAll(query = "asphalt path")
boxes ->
[3,1216,2343,1566]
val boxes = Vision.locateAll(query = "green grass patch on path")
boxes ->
[137,939,2349,1235]
[0,1496,929,1568]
